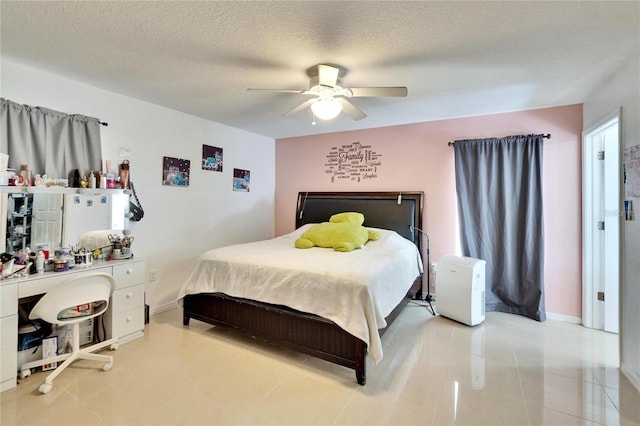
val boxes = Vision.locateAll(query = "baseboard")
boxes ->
[149,301,178,316]
[621,362,640,393]
[148,302,584,324]
[545,312,582,324]
[147,302,583,325]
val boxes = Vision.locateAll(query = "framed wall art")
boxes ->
[162,156,190,187]
[233,168,250,192]
[202,145,223,172]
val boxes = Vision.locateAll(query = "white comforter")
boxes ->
[177,224,422,363]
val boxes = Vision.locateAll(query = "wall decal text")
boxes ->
[325,142,382,183]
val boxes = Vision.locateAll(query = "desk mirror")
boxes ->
[3,192,128,254]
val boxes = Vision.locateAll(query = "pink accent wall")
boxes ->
[275,105,583,318]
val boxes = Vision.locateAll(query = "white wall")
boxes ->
[1,59,276,312]
[583,51,640,392]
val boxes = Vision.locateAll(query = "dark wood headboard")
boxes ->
[295,191,424,252]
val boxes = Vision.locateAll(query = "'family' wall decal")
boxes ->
[325,142,383,183]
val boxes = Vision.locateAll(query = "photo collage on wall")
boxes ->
[160,145,250,192]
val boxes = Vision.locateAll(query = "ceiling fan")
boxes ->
[247,64,408,121]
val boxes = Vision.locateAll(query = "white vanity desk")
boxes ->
[0,257,145,392]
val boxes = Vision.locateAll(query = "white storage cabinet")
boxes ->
[0,282,19,392]
[107,261,146,342]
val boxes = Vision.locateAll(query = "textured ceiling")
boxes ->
[1,1,639,139]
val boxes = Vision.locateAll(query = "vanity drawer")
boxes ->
[17,266,112,298]
[0,283,17,317]
[112,261,145,289]
[112,307,144,340]
[111,284,144,315]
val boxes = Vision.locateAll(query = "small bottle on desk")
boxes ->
[36,250,45,273]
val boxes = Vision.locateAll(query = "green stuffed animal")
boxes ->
[295,212,380,252]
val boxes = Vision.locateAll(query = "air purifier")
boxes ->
[435,254,486,326]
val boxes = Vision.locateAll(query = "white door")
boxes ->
[32,193,64,249]
[582,111,620,333]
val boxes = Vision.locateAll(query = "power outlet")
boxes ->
[149,270,158,282]
[431,262,437,274]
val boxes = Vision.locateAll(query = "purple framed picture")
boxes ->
[233,168,250,192]
[202,145,223,172]
[162,156,190,187]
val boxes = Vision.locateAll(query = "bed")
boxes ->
[178,191,424,385]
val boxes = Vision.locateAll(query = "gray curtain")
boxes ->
[453,134,545,321]
[1,98,103,179]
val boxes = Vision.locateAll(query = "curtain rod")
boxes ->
[448,133,551,147]
[3,98,109,127]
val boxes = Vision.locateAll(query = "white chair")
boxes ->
[20,272,118,394]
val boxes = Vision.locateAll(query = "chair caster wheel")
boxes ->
[20,369,31,379]
[103,362,112,371]
[39,383,52,394]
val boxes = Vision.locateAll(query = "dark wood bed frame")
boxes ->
[182,191,424,385]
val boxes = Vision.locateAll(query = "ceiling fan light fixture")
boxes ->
[310,97,342,120]
[249,64,407,121]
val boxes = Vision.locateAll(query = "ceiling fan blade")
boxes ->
[247,88,307,94]
[340,99,367,121]
[317,64,339,87]
[347,87,408,97]
[283,99,315,117]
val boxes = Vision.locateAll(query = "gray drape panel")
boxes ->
[1,98,102,179]
[453,134,545,322]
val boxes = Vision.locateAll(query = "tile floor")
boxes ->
[1,302,639,426]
